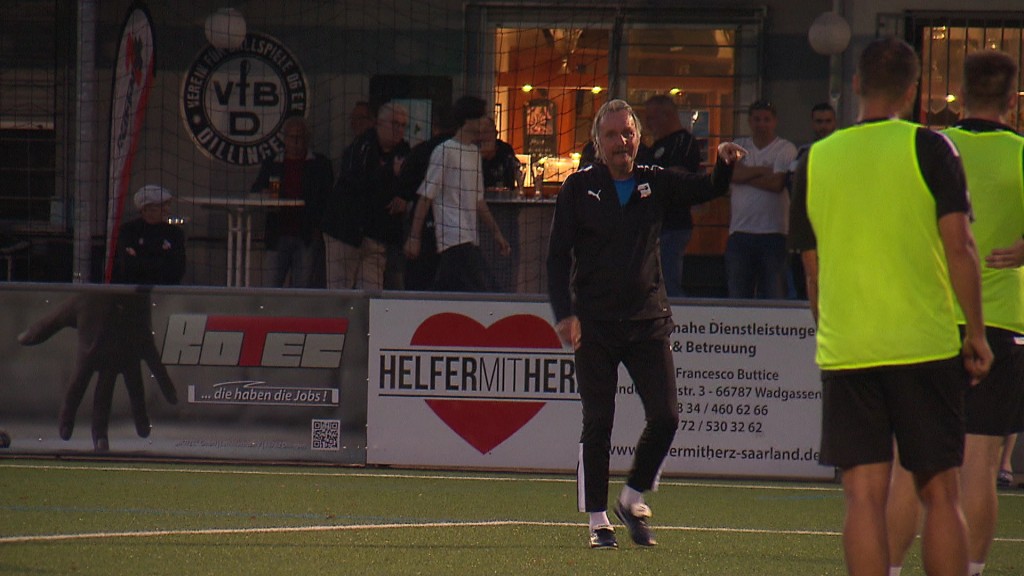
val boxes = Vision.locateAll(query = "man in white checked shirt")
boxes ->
[404,96,510,291]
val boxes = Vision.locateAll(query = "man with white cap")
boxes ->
[112,184,186,285]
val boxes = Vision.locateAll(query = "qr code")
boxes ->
[311,419,341,451]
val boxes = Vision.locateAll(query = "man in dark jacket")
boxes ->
[113,185,186,285]
[324,101,411,289]
[250,115,334,288]
[639,95,704,297]
[547,98,745,549]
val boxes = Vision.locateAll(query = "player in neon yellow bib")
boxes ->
[887,49,1024,576]
[789,37,992,576]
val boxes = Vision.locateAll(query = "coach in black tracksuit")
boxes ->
[547,99,744,549]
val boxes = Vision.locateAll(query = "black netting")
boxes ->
[1,1,774,294]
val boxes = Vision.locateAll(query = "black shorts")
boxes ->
[819,356,968,474]
[965,327,1024,436]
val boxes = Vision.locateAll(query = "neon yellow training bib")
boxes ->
[807,120,961,369]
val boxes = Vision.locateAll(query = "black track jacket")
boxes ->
[547,159,733,322]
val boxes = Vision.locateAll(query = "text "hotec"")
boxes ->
[161,314,347,368]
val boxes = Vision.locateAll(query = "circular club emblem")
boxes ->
[181,33,308,166]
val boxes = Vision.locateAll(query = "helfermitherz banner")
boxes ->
[0,285,366,463]
[367,299,831,479]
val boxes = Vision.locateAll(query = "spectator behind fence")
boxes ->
[786,102,838,299]
[112,185,185,285]
[638,94,705,297]
[479,117,521,190]
[404,96,510,292]
[250,115,334,288]
[349,100,376,140]
[325,102,412,290]
[726,99,798,299]
[396,104,456,291]
[478,116,522,292]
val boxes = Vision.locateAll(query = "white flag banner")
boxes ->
[103,2,155,282]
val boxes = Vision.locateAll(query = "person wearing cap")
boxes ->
[112,185,186,285]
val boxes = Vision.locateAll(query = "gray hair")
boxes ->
[590,99,642,161]
[378,101,409,123]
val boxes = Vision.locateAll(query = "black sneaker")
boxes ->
[998,469,1013,489]
[589,525,618,549]
[614,501,657,546]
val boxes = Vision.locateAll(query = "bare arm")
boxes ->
[938,212,992,385]
[746,171,788,193]
[731,163,787,193]
[555,316,581,350]
[731,164,771,183]
[801,249,819,324]
[404,196,432,260]
[985,237,1024,269]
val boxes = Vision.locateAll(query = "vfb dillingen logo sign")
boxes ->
[181,32,308,166]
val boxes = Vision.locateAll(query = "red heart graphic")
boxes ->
[412,313,563,452]
[425,399,546,454]
[410,313,562,349]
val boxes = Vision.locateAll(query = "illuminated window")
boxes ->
[468,7,766,164]
[909,14,1024,130]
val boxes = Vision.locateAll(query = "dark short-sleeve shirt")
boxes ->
[789,120,970,252]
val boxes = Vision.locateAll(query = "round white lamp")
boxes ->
[205,8,247,51]
[808,11,851,56]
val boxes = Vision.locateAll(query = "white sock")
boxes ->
[589,511,611,530]
[619,485,644,508]
[888,567,902,576]
[969,561,985,576]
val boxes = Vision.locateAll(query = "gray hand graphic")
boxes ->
[18,291,177,451]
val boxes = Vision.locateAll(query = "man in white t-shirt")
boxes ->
[404,96,510,291]
[726,100,798,299]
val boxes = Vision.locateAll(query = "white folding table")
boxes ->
[182,195,305,287]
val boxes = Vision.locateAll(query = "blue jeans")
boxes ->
[269,235,318,288]
[724,232,788,299]
[660,228,692,298]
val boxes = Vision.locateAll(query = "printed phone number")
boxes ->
[678,402,769,416]
[679,419,764,434]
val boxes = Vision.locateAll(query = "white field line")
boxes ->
[0,462,844,492]
[9,461,1024,498]
[0,520,842,544]
[2,462,1022,545]
[3,520,1024,546]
